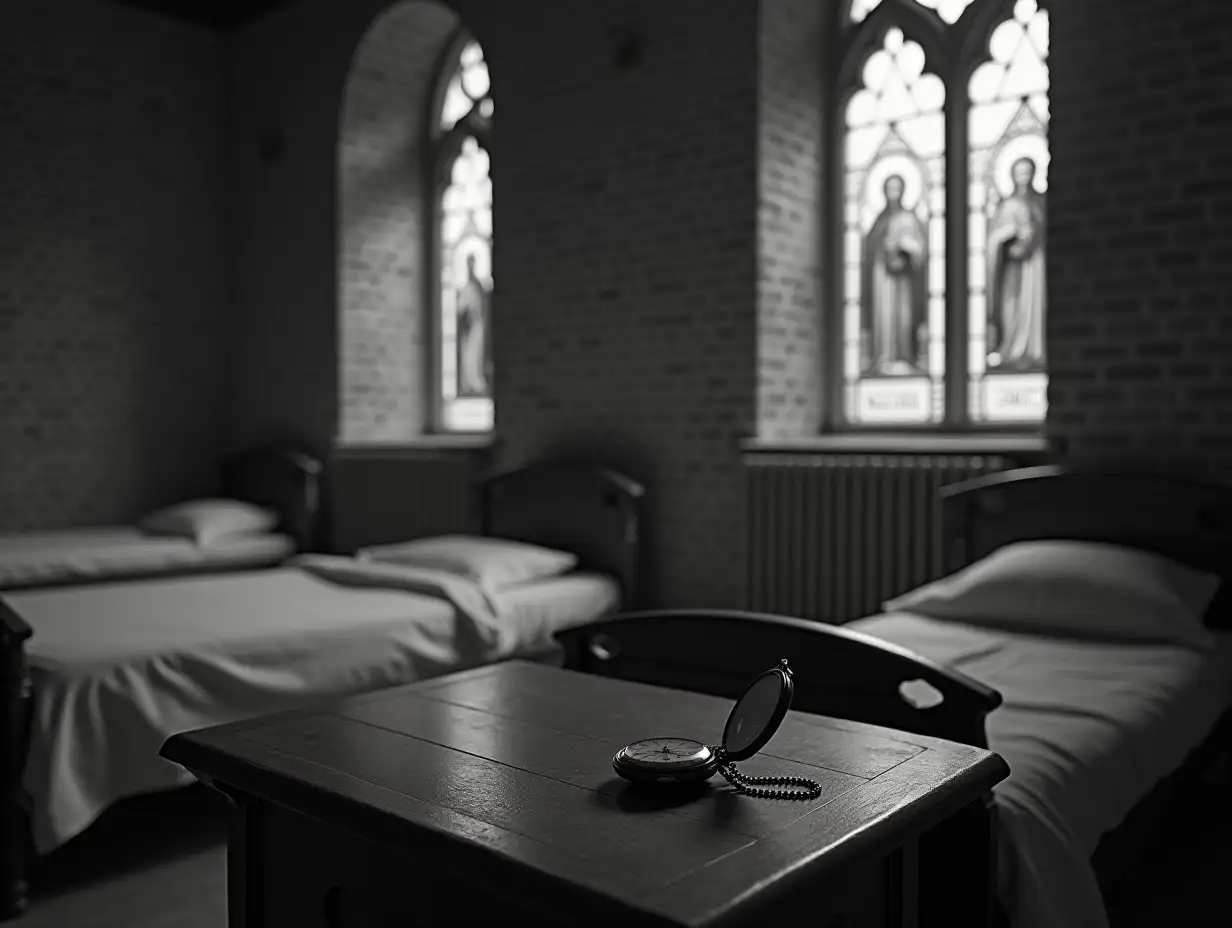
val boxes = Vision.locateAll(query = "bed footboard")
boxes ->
[0,598,32,921]
[555,608,1002,747]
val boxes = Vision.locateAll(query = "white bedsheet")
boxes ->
[0,527,294,589]
[492,570,622,653]
[847,612,1232,928]
[11,564,619,852]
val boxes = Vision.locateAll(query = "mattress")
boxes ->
[847,612,1232,928]
[0,527,295,590]
[11,565,620,852]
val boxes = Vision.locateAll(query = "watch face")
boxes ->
[616,738,712,770]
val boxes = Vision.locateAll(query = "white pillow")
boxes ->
[883,539,1221,651]
[357,534,577,591]
[139,498,279,546]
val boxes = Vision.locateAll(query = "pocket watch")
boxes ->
[611,659,823,800]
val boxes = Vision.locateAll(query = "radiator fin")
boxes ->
[746,453,1011,624]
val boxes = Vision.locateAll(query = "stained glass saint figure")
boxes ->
[861,174,929,376]
[986,156,1046,371]
[455,253,491,398]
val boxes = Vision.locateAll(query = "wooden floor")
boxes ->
[8,778,1231,928]
[12,786,227,928]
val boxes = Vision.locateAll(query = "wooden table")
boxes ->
[161,660,1008,928]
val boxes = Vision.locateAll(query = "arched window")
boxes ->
[428,34,493,433]
[835,0,1048,429]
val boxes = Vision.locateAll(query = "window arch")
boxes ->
[427,33,494,433]
[833,0,1049,429]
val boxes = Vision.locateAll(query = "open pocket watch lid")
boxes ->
[721,658,795,763]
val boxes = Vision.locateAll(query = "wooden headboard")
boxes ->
[940,464,1232,625]
[480,463,645,609]
[220,445,324,552]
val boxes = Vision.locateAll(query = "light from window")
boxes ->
[850,0,978,26]
[439,41,490,133]
[843,27,946,424]
[434,36,493,433]
[439,137,493,432]
[967,0,1048,423]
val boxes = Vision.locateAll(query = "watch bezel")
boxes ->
[612,739,719,784]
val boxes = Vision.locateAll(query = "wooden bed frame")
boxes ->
[480,461,645,610]
[0,444,325,594]
[0,459,643,920]
[220,443,324,555]
[555,464,1232,928]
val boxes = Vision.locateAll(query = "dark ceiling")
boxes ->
[111,0,297,31]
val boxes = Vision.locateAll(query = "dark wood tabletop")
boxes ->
[161,660,1008,928]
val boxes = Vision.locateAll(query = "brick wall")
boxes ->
[486,0,760,606]
[1046,0,1232,474]
[337,2,458,444]
[756,0,828,439]
[0,1,228,530]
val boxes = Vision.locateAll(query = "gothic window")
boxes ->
[430,36,493,432]
[836,0,1049,428]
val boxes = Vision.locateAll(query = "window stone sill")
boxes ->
[740,433,1053,456]
[333,434,497,458]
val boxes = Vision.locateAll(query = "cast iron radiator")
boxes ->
[745,453,1011,624]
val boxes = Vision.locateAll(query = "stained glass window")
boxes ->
[850,0,979,26]
[438,40,492,134]
[837,0,1049,431]
[433,37,493,432]
[843,27,946,424]
[439,138,492,431]
[968,0,1048,422]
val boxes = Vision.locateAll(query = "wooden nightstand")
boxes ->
[161,660,1007,928]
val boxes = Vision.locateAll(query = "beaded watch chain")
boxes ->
[713,748,823,800]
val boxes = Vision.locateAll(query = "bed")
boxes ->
[554,465,1232,928]
[0,460,644,920]
[0,445,323,591]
